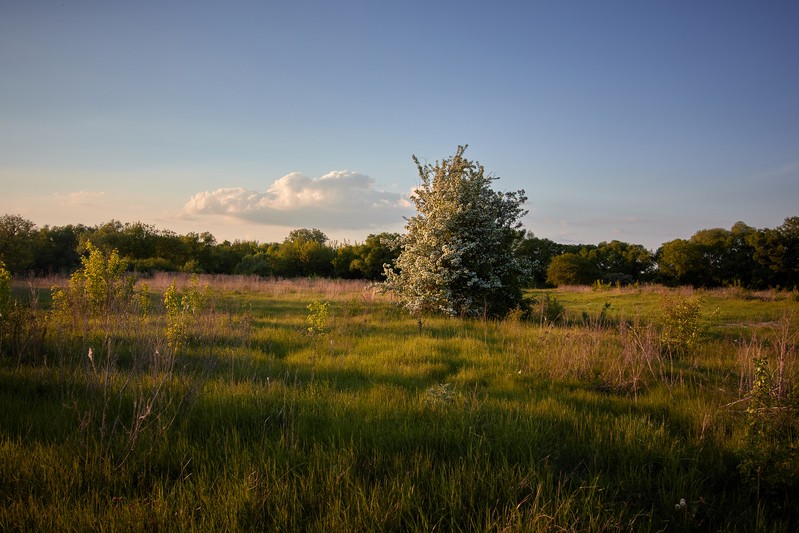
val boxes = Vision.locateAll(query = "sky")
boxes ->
[1,1,798,251]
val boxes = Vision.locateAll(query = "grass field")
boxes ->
[1,274,798,531]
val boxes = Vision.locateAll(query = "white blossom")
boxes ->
[381,146,529,318]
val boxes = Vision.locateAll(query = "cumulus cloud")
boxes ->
[183,171,413,230]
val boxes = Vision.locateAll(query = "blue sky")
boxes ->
[2,1,797,250]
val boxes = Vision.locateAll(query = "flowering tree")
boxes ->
[383,146,529,319]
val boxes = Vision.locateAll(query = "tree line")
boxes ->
[523,216,799,289]
[1,213,797,289]
[0,215,398,281]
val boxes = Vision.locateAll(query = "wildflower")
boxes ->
[680,498,686,508]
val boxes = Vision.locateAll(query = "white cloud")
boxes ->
[183,170,413,230]
[54,191,106,206]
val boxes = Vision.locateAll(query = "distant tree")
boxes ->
[546,252,599,286]
[749,227,784,287]
[32,224,86,274]
[204,240,257,274]
[331,243,361,279]
[117,221,160,259]
[583,240,655,284]
[725,222,759,285]
[153,229,187,268]
[654,220,798,288]
[690,228,737,286]
[776,216,799,287]
[80,220,124,254]
[657,222,767,287]
[178,232,217,273]
[286,228,328,246]
[516,234,566,286]
[271,229,335,277]
[234,252,274,277]
[0,214,36,274]
[744,217,799,288]
[656,238,703,286]
[350,233,401,281]
[80,220,164,263]
[330,234,401,280]
[382,146,528,318]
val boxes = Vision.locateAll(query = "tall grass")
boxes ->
[1,277,797,531]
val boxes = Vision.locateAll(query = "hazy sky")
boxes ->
[2,1,798,250]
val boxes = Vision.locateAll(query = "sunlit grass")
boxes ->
[0,279,797,530]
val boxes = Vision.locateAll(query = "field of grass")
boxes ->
[1,274,798,531]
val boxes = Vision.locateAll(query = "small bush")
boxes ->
[0,263,47,365]
[538,294,565,325]
[504,306,525,323]
[307,300,330,335]
[659,295,715,357]
[0,261,10,316]
[51,242,135,321]
[738,356,799,497]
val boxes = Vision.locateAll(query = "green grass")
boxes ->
[1,277,797,531]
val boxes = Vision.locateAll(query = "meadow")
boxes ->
[1,271,797,531]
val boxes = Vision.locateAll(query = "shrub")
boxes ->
[659,295,714,357]
[533,294,565,325]
[738,356,799,498]
[307,300,330,335]
[0,261,10,317]
[51,242,134,320]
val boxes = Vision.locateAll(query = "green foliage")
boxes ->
[536,294,566,324]
[51,242,135,320]
[234,251,274,276]
[164,282,187,354]
[4,211,798,288]
[583,240,655,284]
[383,146,529,318]
[129,257,177,274]
[81,243,130,314]
[659,295,713,356]
[545,241,655,287]
[515,233,581,286]
[180,258,203,274]
[0,261,10,317]
[504,306,526,323]
[344,232,401,280]
[582,301,612,327]
[0,262,14,361]
[739,357,799,497]
[135,282,152,317]
[183,275,210,315]
[656,217,799,288]
[164,276,210,354]
[546,252,599,286]
[259,228,335,278]
[0,214,36,274]
[306,300,330,335]
[31,224,85,274]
